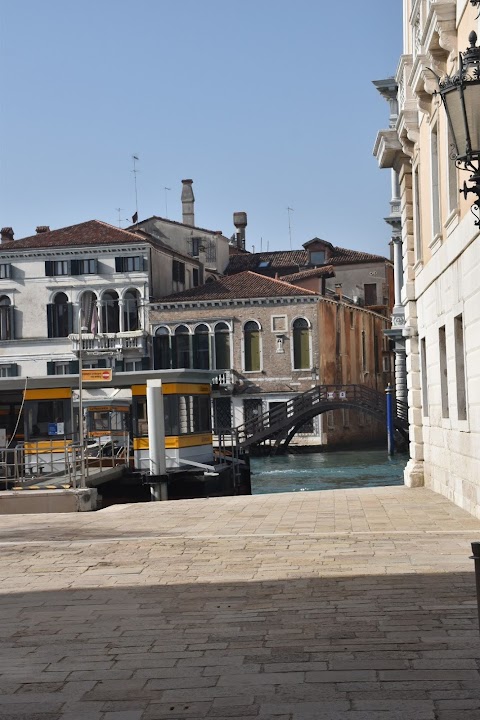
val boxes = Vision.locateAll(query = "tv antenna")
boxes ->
[164,187,171,218]
[132,155,140,220]
[287,206,294,250]
[115,208,128,228]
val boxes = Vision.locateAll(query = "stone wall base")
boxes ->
[404,459,425,488]
[0,488,99,514]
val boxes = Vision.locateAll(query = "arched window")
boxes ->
[47,292,73,338]
[243,320,261,372]
[0,296,13,341]
[293,318,311,369]
[124,289,140,331]
[173,325,191,368]
[193,324,210,369]
[154,327,171,370]
[102,291,120,333]
[214,322,231,370]
[80,291,98,333]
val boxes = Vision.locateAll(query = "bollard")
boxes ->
[385,385,395,456]
[470,542,480,634]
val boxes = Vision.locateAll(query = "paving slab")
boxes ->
[0,486,479,718]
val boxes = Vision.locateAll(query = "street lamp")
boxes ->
[436,31,480,225]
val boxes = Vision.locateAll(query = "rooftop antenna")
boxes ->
[132,155,140,221]
[287,206,294,250]
[115,208,126,228]
[164,186,171,218]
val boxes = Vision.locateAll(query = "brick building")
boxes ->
[149,271,392,448]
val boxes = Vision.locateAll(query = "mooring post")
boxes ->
[386,384,395,456]
[470,542,480,634]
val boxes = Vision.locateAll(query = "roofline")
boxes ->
[129,215,230,240]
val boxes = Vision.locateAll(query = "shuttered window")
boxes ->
[244,321,261,372]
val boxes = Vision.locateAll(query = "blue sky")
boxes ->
[1,0,402,255]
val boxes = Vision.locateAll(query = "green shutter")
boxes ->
[69,360,79,374]
[47,361,55,375]
[245,331,260,371]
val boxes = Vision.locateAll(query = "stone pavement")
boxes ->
[0,485,480,719]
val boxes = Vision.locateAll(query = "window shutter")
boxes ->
[179,262,185,283]
[47,361,55,376]
[7,363,18,377]
[92,258,98,274]
[97,358,107,368]
[70,260,78,276]
[115,257,123,272]
[115,359,124,372]
[45,261,54,276]
[67,303,74,334]
[69,360,79,374]
[141,356,150,370]
[47,304,54,338]
[8,306,15,340]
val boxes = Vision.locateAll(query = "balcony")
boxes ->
[211,370,235,390]
[69,330,147,356]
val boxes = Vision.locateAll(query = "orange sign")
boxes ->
[82,369,113,382]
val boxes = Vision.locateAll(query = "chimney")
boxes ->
[334,283,343,301]
[36,226,50,234]
[1,227,14,243]
[233,211,247,251]
[181,179,195,226]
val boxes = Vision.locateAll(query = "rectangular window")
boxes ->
[382,355,391,373]
[213,397,232,432]
[189,237,201,257]
[0,363,18,377]
[362,330,367,372]
[172,260,185,283]
[310,250,325,265]
[420,337,429,417]
[54,362,70,376]
[342,409,350,428]
[193,268,199,287]
[327,410,334,429]
[454,315,467,421]
[71,258,98,275]
[350,310,354,329]
[115,256,142,272]
[431,123,441,239]
[413,166,422,263]
[45,260,70,276]
[439,325,449,418]
[364,284,378,306]
[124,359,143,372]
[0,264,11,279]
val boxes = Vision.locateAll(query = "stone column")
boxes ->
[398,160,424,488]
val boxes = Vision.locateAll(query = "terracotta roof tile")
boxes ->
[155,271,319,303]
[1,220,147,251]
[281,265,336,282]
[225,246,390,274]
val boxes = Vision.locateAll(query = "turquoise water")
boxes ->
[250,450,407,495]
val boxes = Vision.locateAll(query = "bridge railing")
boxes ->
[235,384,408,448]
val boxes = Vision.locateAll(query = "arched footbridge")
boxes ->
[235,384,408,450]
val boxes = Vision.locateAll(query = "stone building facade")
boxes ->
[149,271,391,448]
[379,0,480,517]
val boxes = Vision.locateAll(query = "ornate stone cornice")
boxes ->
[422,1,457,60]
[373,129,405,169]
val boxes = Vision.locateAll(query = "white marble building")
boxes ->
[380,0,480,517]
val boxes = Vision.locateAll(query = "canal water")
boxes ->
[250,449,407,495]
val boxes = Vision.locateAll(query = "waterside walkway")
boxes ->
[1,486,480,719]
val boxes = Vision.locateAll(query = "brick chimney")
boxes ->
[181,179,195,226]
[1,227,14,243]
[334,283,343,301]
[36,226,50,234]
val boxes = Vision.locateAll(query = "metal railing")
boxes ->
[0,433,130,490]
[235,384,409,449]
